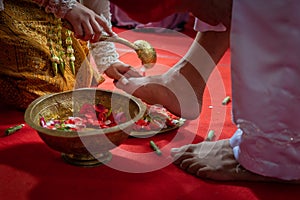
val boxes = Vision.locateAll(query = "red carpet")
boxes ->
[1,20,300,200]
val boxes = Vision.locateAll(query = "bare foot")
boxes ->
[171,139,300,183]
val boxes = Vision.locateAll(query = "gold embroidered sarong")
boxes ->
[0,0,102,110]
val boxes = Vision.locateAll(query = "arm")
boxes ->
[82,0,140,80]
[164,29,230,119]
[31,0,114,41]
[114,26,230,119]
[181,28,230,80]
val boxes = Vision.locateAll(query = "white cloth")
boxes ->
[193,18,226,32]
[231,0,300,180]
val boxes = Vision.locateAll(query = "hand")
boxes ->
[114,60,206,119]
[63,2,115,42]
[104,62,142,81]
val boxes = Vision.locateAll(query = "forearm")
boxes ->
[172,30,229,84]
[162,30,229,114]
[198,29,230,64]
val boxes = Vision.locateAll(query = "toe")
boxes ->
[172,152,195,165]
[186,160,207,175]
[196,166,212,179]
[170,145,190,156]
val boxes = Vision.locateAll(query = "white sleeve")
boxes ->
[194,18,227,32]
[82,0,119,74]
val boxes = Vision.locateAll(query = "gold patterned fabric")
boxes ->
[0,0,103,110]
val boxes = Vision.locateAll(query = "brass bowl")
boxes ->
[24,88,146,167]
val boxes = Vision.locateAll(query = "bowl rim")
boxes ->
[24,88,147,137]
